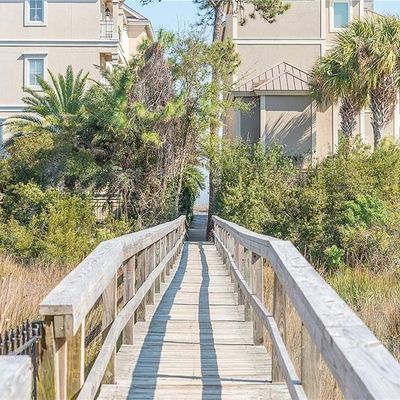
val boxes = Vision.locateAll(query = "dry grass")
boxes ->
[0,254,71,331]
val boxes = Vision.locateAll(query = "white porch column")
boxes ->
[260,95,267,146]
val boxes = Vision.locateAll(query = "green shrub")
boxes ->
[0,183,97,264]
[213,137,400,273]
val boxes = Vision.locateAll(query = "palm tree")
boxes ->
[336,16,400,148]
[8,65,89,135]
[310,50,367,138]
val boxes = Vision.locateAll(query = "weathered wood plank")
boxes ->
[102,276,117,384]
[67,319,85,399]
[301,323,322,400]
[0,356,32,400]
[272,273,286,383]
[123,256,135,345]
[37,318,57,400]
[251,252,263,345]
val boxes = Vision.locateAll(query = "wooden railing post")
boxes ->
[155,241,161,293]
[243,248,252,321]
[136,250,146,321]
[251,253,264,345]
[146,244,155,305]
[301,324,322,400]
[37,318,57,400]
[165,234,171,277]
[272,273,286,382]
[160,237,166,283]
[123,255,135,345]
[67,319,85,399]
[102,275,117,384]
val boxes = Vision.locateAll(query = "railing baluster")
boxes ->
[251,252,264,345]
[146,244,155,305]
[67,318,85,398]
[136,250,146,322]
[243,248,252,321]
[155,241,161,294]
[272,273,287,383]
[102,275,117,384]
[301,323,322,399]
[123,255,136,345]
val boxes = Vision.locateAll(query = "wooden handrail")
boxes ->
[0,356,32,400]
[78,231,185,400]
[39,216,186,336]
[213,215,400,400]
[37,215,186,400]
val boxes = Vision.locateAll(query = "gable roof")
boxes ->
[237,62,310,93]
[123,4,149,21]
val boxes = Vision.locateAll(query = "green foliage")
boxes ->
[179,165,205,218]
[212,136,400,273]
[0,183,96,264]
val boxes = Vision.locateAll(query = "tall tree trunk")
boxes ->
[370,75,397,149]
[207,1,225,239]
[339,97,357,137]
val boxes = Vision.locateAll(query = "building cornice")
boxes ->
[0,106,26,112]
[233,38,325,45]
[0,39,119,47]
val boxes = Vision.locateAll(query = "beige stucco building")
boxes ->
[224,0,400,160]
[0,0,154,144]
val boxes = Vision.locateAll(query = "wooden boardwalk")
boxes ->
[98,241,290,399]
[27,215,400,400]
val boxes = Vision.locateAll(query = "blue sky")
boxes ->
[128,0,400,33]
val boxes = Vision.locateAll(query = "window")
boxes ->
[332,1,350,30]
[29,0,44,22]
[24,55,46,89]
[24,0,46,25]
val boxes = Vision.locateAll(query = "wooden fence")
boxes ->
[213,215,400,400]
[14,215,186,400]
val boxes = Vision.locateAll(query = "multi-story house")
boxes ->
[0,0,154,144]
[224,0,399,160]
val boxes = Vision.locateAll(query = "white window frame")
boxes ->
[330,0,351,32]
[24,0,47,26]
[24,54,47,90]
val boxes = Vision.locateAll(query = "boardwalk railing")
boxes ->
[0,356,32,400]
[36,216,186,400]
[213,215,400,400]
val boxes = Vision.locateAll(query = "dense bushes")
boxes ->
[0,183,98,264]
[214,137,400,273]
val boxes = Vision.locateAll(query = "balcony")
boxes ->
[100,20,114,39]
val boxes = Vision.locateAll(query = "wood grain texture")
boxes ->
[102,276,117,385]
[213,216,400,399]
[272,273,287,383]
[37,318,57,400]
[0,356,32,400]
[123,256,135,345]
[67,319,85,399]
[301,323,322,400]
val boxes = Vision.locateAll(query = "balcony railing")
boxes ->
[100,19,114,39]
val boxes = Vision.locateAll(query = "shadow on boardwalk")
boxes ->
[127,241,221,399]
